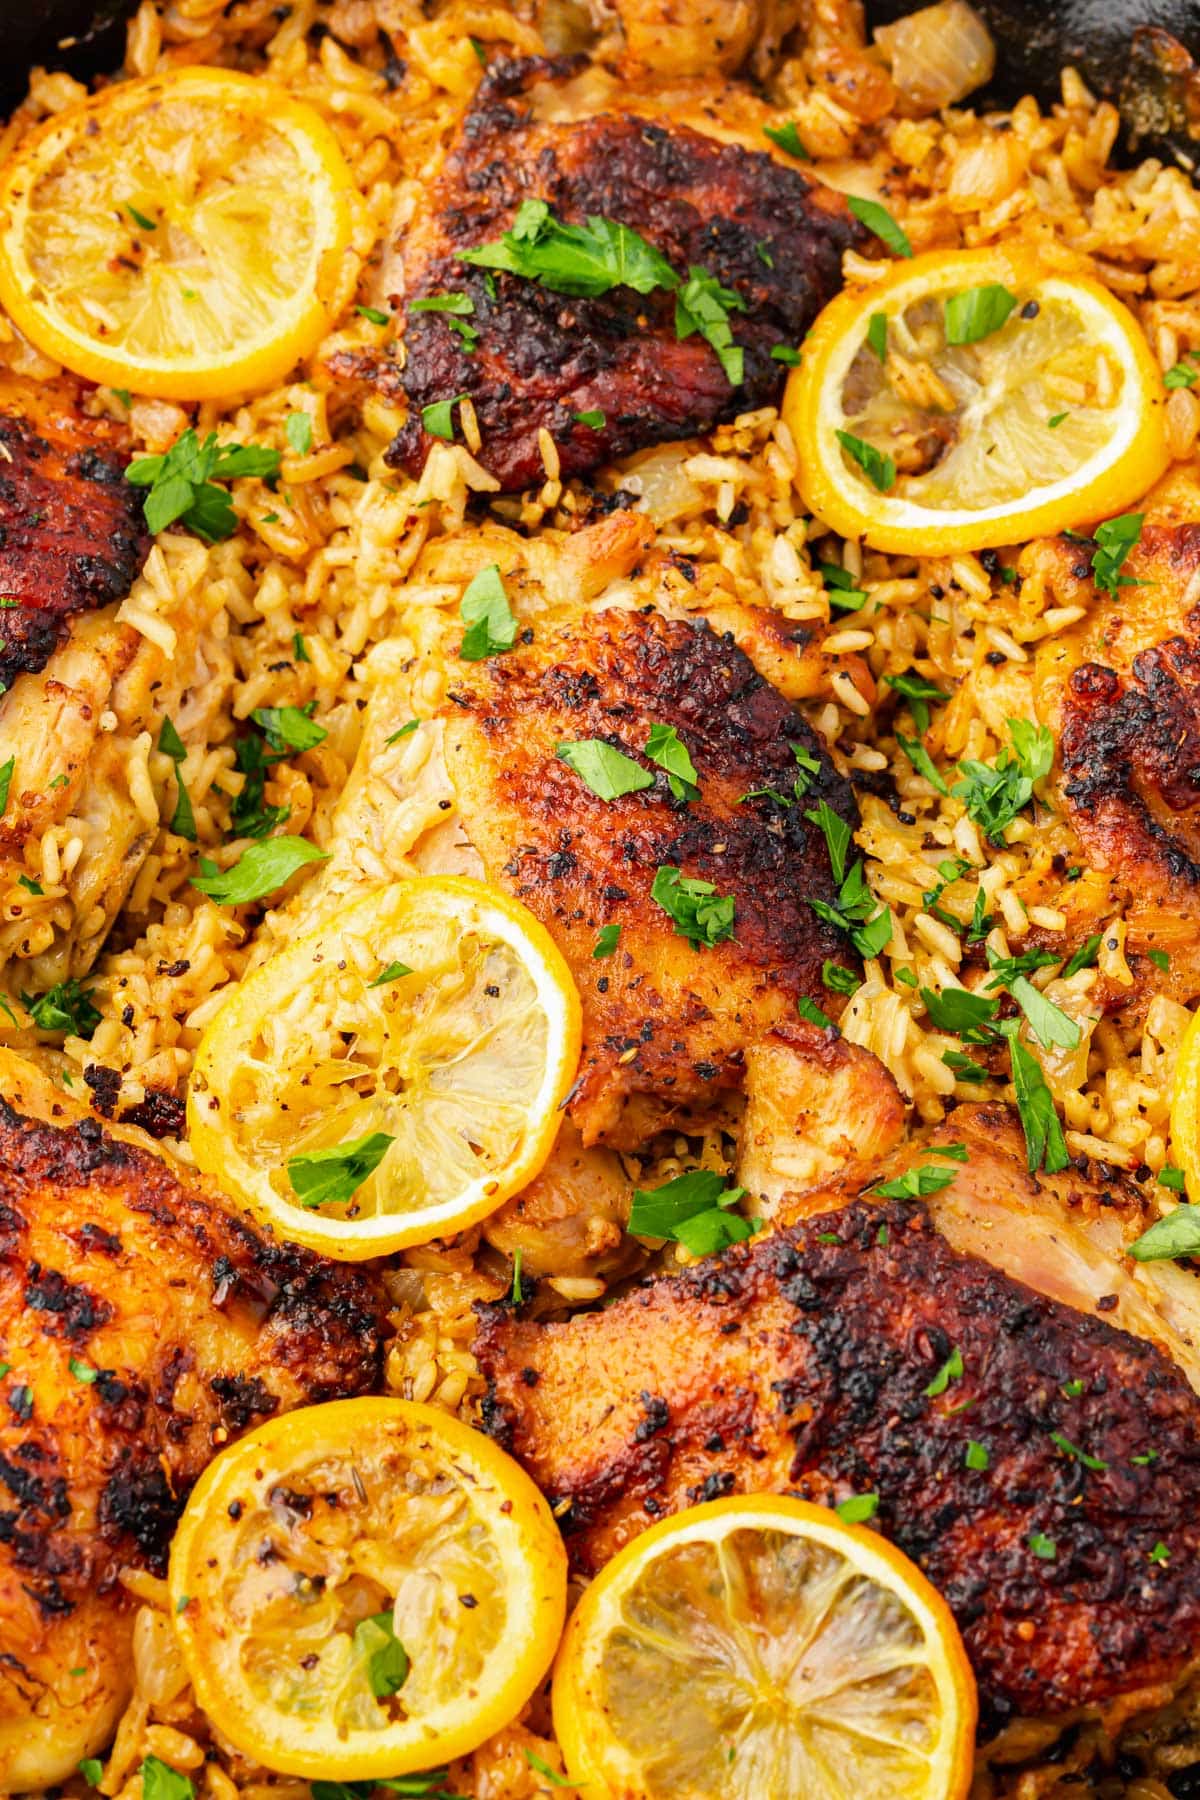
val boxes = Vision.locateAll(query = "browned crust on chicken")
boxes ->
[0,392,150,690]
[441,605,858,1143]
[384,56,861,489]
[476,1191,1200,1730]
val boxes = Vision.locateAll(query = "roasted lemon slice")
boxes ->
[0,67,356,399]
[785,246,1168,553]
[1169,1007,1200,1205]
[168,1398,568,1778]
[187,876,582,1259]
[552,1495,976,1800]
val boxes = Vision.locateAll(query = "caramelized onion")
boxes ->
[875,1,995,114]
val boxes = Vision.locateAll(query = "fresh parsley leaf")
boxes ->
[20,978,100,1037]
[523,1750,575,1787]
[1028,1532,1057,1561]
[1061,934,1102,979]
[459,564,517,660]
[819,562,867,612]
[68,1357,98,1383]
[421,395,466,441]
[847,195,912,257]
[293,631,311,662]
[1149,1540,1171,1564]
[78,1760,104,1787]
[884,670,948,734]
[1159,1165,1187,1192]
[0,757,13,817]
[944,284,1018,345]
[1062,1379,1085,1397]
[897,733,949,795]
[1048,410,1069,426]
[140,1758,195,1800]
[385,720,421,745]
[1006,975,1081,1050]
[511,1247,524,1305]
[574,408,606,428]
[190,836,327,904]
[461,199,677,298]
[645,722,699,800]
[835,1492,879,1523]
[629,1169,752,1255]
[835,429,895,492]
[369,961,412,987]
[17,875,41,894]
[968,888,994,942]
[356,304,390,325]
[920,984,999,1043]
[999,1018,1070,1175]
[965,1440,989,1471]
[763,120,810,159]
[943,1049,989,1083]
[1130,1203,1200,1263]
[1148,947,1171,971]
[1091,512,1143,595]
[353,1611,409,1699]
[593,923,621,958]
[770,344,802,365]
[556,738,653,801]
[797,994,834,1029]
[229,733,289,839]
[650,865,735,949]
[874,1162,958,1200]
[126,202,157,230]
[952,718,1053,844]
[674,266,747,386]
[867,311,888,360]
[1049,1429,1107,1471]
[288,1130,394,1210]
[1164,359,1200,389]
[804,799,852,884]
[285,412,313,456]
[126,430,281,543]
[822,960,858,995]
[924,1346,964,1397]
[251,705,328,754]
[410,292,475,318]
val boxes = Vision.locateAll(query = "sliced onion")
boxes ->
[875,1,996,114]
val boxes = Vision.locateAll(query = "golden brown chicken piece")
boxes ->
[476,1114,1200,1733]
[384,54,861,490]
[0,381,149,690]
[0,1053,383,1791]
[1035,520,1200,1004]
[440,603,860,1145]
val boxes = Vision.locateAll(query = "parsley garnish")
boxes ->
[288,1130,394,1210]
[884,670,948,733]
[651,865,734,949]
[68,1357,98,1383]
[965,1440,989,1471]
[1164,354,1200,388]
[411,292,478,350]
[645,722,699,800]
[574,408,606,428]
[921,984,999,1042]
[21,977,100,1037]
[461,198,676,297]
[874,1162,959,1200]
[629,1169,752,1255]
[353,1611,410,1698]
[770,344,802,366]
[1061,934,1102,979]
[523,1750,575,1787]
[675,267,747,385]
[1091,513,1143,594]
[126,202,157,230]
[126,430,281,542]
[999,1018,1070,1174]
[385,720,420,746]
[1149,1540,1171,1564]
[952,718,1053,844]
[924,1345,963,1397]
[356,304,390,325]
[459,564,517,660]
[293,632,311,662]
[847,195,912,257]
[1130,1204,1200,1263]
[804,799,852,883]
[820,562,867,612]
[158,717,196,840]
[763,120,809,160]
[556,739,653,801]
[835,1492,879,1524]
[140,1759,195,1800]
[1148,947,1171,971]
[422,395,467,441]
[898,733,949,795]
[797,995,834,1029]
[1062,1378,1085,1397]
[1028,1532,1057,1562]
[822,960,858,996]
[593,923,621,958]
[943,1049,989,1083]
[1048,410,1069,426]
[1005,974,1081,1052]
[809,856,892,959]
[229,733,289,839]
[0,756,13,817]
[944,283,1017,345]
[369,961,412,988]
[867,311,888,360]
[251,705,328,754]
[836,429,895,492]
[1049,1430,1107,1472]
[78,1760,104,1787]
[1159,1165,1187,1192]
[191,837,327,905]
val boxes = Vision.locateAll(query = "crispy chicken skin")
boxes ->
[442,604,859,1144]
[0,1057,383,1790]
[1037,522,1200,999]
[385,56,860,490]
[0,384,150,689]
[476,1182,1200,1731]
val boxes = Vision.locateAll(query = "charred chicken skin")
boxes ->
[0,385,150,690]
[0,1058,383,1790]
[441,603,859,1144]
[476,1140,1200,1733]
[385,55,860,490]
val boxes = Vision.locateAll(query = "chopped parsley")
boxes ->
[835,1492,879,1524]
[650,865,735,949]
[462,198,676,297]
[556,738,653,801]
[822,960,859,996]
[593,923,621,958]
[1062,1378,1085,1397]
[1000,1018,1070,1174]
[797,995,834,1029]
[874,1162,959,1201]
[1091,512,1143,595]
[1159,1165,1187,1192]
[645,722,699,800]
[78,1760,104,1787]
[0,756,12,817]
[952,718,1053,844]
[628,1169,753,1255]
[965,1440,990,1471]
[285,412,313,455]
[158,718,196,841]
[21,978,100,1038]
[293,631,311,662]
[524,1751,577,1788]
[126,430,281,542]
[368,961,412,988]
[574,408,606,428]
[1048,410,1069,427]
[1062,934,1103,979]
[125,202,157,230]
[921,984,999,1043]
[808,854,893,959]
[421,395,467,441]
[944,283,1017,346]
[1150,1540,1171,1564]
[942,1049,989,1084]
[923,1345,964,1397]
[250,705,327,755]
[867,311,888,361]
[1028,1532,1057,1562]
[228,732,289,840]
[820,562,867,612]
[140,1759,195,1800]
[356,304,390,325]
[288,1130,394,1210]
[884,671,948,734]
[898,733,949,795]
[804,799,852,884]
[385,720,421,746]
[191,837,327,905]
[763,120,810,159]
[1130,1204,1200,1263]
[410,291,478,350]
[770,344,802,366]
[1049,1430,1107,1472]
[675,266,747,385]
[68,1357,98,1383]
[1148,947,1171,971]
[1164,354,1200,388]
[835,429,896,492]
[1006,976,1081,1052]
[847,195,912,258]
[353,1611,410,1699]
[459,564,517,660]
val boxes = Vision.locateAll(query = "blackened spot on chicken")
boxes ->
[118,1087,186,1139]
[210,1373,281,1433]
[83,1063,121,1118]
[24,1263,113,1340]
[98,1453,180,1571]
[384,56,861,490]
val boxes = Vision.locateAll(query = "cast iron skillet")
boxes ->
[1,0,1199,160]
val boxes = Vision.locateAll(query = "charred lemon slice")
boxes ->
[187,876,582,1259]
[553,1495,977,1800]
[786,246,1168,553]
[1169,1006,1200,1207]
[168,1398,568,1778]
[0,67,356,399]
